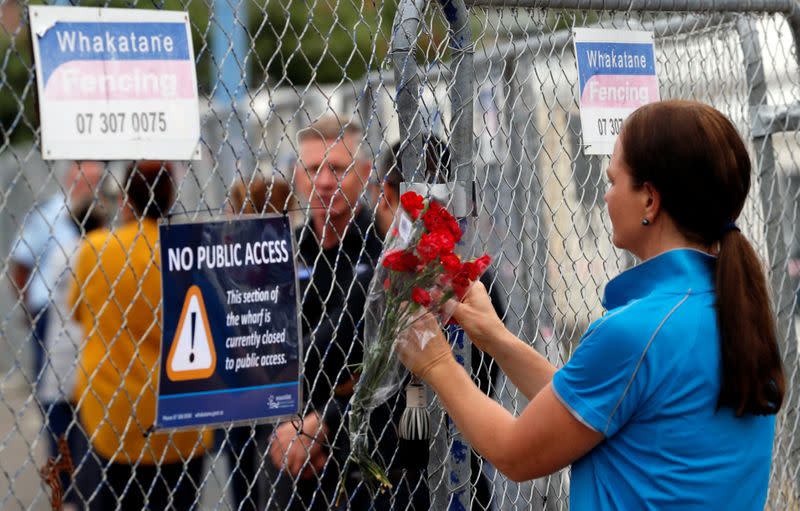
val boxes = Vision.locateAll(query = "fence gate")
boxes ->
[0,0,798,509]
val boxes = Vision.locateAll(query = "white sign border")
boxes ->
[573,28,660,156]
[29,5,202,161]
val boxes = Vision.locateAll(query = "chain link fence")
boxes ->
[0,0,799,509]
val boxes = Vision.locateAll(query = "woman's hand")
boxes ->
[451,281,506,354]
[395,311,455,381]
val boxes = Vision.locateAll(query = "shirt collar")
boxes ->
[603,248,716,310]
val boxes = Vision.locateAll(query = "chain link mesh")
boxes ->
[0,1,798,510]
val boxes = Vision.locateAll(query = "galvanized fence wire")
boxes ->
[0,0,798,510]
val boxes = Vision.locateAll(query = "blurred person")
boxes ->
[268,116,383,510]
[229,172,293,215]
[374,137,503,510]
[222,172,292,511]
[37,198,107,509]
[396,100,784,509]
[70,161,212,510]
[9,161,102,386]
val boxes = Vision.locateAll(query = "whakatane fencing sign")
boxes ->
[30,5,201,160]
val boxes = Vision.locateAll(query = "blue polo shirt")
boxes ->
[552,249,774,510]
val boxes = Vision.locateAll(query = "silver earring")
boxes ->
[642,218,650,226]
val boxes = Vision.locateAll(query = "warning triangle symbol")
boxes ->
[166,285,217,381]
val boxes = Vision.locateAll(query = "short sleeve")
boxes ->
[552,312,649,437]
[10,211,49,267]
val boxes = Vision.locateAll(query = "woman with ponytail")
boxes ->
[394,100,785,509]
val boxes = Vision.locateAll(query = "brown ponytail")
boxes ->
[716,230,784,415]
[621,100,785,416]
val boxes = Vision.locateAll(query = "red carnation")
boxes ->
[417,238,439,263]
[422,201,462,242]
[440,254,461,273]
[451,271,473,299]
[417,231,455,262]
[474,254,491,274]
[411,287,432,307]
[459,261,476,281]
[400,191,426,220]
[382,250,419,272]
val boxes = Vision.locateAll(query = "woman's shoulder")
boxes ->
[583,291,702,352]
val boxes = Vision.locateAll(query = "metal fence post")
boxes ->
[437,0,475,508]
[389,0,452,507]
[211,0,252,192]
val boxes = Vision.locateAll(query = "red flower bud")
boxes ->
[400,191,425,220]
[411,287,432,307]
[451,272,472,299]
[474,254,491,274]
[460,261,478,281]
[382,250,419,272]
[440,254,461,273]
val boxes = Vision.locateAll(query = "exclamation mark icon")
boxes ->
[189,311,196,363]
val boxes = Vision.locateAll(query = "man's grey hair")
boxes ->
[296,116,366,160]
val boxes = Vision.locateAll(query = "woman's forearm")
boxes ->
[425,357,524,475]
[424,357,602,482]
[485,327,557,400]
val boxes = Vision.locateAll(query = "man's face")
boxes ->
[294,135,369,225]
[66,161,103,206]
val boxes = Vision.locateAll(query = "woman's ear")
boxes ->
[642,181,661,222]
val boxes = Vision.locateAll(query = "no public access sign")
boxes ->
[156,216,302,430]
[29,6,201,160]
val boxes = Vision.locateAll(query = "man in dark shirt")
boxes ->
[268,116,383,510]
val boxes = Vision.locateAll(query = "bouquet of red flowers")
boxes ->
[345,191,490,492]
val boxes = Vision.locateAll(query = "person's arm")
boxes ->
[480,327,556,401]
[8,261,31,309]
[269,410,329,480]
[453,282,556,400]
[8,210,47,313]
[271,263,372,477]
[396,314,603,481]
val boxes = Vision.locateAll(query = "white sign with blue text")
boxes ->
[574,28,660,155]
[29,6,201,160]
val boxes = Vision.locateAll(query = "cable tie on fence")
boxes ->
[143,425,156,437]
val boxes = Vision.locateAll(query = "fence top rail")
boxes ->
[356,13,734,87]
[465,0,797,14]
